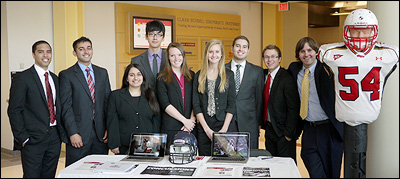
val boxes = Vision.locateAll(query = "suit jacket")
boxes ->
[59,62,111,145]
[263,67,301,139]
[192,69,236,122]
[225,61,264,139]
[156,70,195,131]
[8,65,68,150]
[288,60,344,140]
[131,50,167,89]
[106,87,161,149]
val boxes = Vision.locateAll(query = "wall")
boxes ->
[281,2,308,69]
[367,1,399,178]
[1,1,54,151]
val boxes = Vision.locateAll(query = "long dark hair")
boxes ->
[121,63,160,115]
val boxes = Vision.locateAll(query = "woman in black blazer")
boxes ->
[193,39,237,156]
[157,42,197,148]
[106,63,160,155]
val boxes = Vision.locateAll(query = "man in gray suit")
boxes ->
[131,20,167,89]
[59,36,111,167]
[225,35,264,149]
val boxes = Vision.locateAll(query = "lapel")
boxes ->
[141,52,155,83]
[314,61,322,94]
[29,66,47,105]
[270,68,283,95]
[73,62,92,101]
[160,50,167,72]
[238,63,252,95]
[49,72,59,107]
[93,65,101,103]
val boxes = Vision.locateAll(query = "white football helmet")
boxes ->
[343,9,379,52]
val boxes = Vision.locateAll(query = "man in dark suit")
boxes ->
[288,37,343,178]
[59,36,111,167]
[131,20,167,89]
[8,40,68,177]
[225,35,264,149]
[261,44,301,163]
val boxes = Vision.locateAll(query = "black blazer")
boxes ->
[59,62,111,145]
[8,65,68,150]
[263,67,301,139]
[131,50,167,89]
[225,61,264,138]
[192,69,236,122]
[106,87,161,149]
[288,60,344,140]
[156,70,195,131]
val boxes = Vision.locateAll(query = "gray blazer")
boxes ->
[225,61,264,148]
[131,50,167,89]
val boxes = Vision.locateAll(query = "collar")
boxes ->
[78,61,93,72]
[34,64,50,76]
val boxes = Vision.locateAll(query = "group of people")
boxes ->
[7,8,398,178]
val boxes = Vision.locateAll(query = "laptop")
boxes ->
[207,132,250,164]
[120,133,167,162]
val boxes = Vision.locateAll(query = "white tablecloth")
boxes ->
[57,154,301,178]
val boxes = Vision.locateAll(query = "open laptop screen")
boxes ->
[211,132,250,158]
[127,133,167,157]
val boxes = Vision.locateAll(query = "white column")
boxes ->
[367,1,399,178]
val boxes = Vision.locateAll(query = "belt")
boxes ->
[304,119,329,127]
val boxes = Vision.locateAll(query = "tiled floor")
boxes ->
[1,130,343,178]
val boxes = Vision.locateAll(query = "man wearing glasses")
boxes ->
[131,20,167,89]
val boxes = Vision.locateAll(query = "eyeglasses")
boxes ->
[263,55,279,60]
[148,32,163,38]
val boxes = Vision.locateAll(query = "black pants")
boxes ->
[21,126,61,178]
[301,121,343,178]
[264,122,297,163]
[65,122,108,167]
[344,123,368,178]
[197,116,237,156]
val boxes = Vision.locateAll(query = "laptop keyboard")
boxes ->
[127,156,160,160]
[211,157,245,161]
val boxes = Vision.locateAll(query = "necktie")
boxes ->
[44,72,56,124]
[263,74,271,124]
[152,54,158,78]
[235,64,241,95]
[86,67,95,119]
[300,68,310,120]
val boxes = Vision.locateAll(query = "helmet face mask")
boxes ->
[169,131,198,164]
[343,9,379,52]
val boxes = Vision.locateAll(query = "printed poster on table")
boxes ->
[140,165,196,176]
[242,167,271,177]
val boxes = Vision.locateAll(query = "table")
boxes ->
[57,155,301,178]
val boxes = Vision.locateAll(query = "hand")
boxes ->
[182,118,196,132]
[284,136,292,142]
[103,130,108,143]
[206,128,214,140]
[111,147,120,154]
[70,133,83,148]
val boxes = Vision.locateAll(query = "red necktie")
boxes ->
[85,68,95,119]
[263,74,271,124]
[44,72,56,124]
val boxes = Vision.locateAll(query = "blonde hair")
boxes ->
[198,39,227,94]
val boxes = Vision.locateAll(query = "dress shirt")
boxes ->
[34,64,57,126]
[78,62,95,85]
[297,62,328,122]
[147,50,162,73]
[230,60,246,85]
[265,66,280,122]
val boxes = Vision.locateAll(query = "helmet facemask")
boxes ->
[344,25,378,52]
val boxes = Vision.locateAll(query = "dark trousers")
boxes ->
[344,123,368,178]
[301,121,343,178]
[65,122,108,167]
[264,122,297,163]
[21,126,61,178]
[197,116,237,156]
